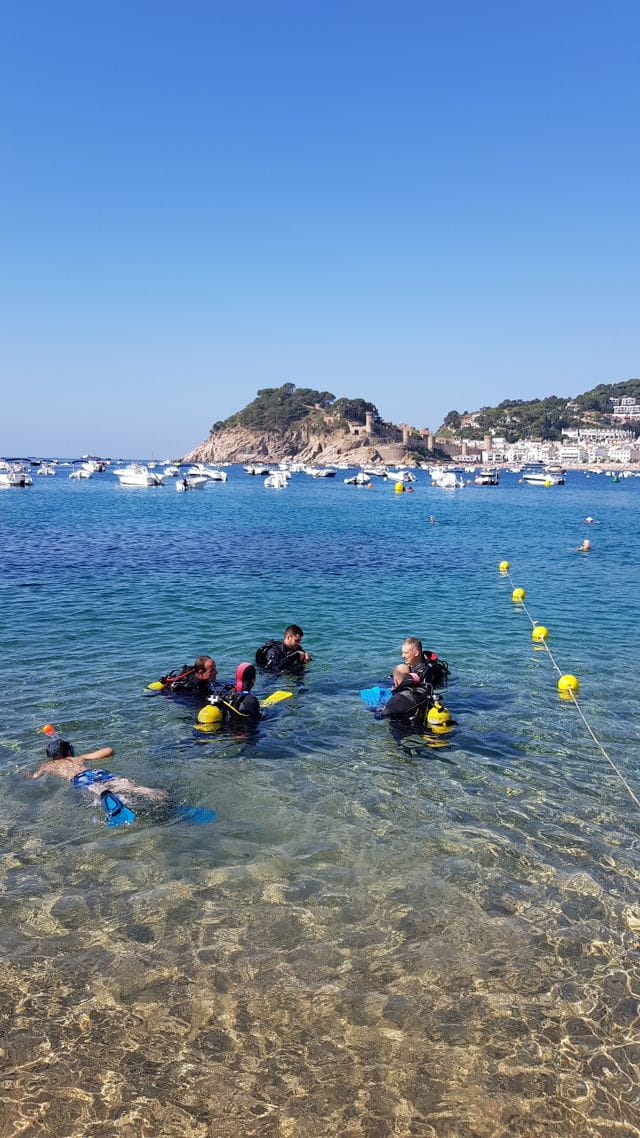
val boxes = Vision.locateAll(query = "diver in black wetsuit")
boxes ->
[401,637,449,688]
[209,663,261,725]
[255,625,311,673]
[376,665,434,730]
[159,655,222,699]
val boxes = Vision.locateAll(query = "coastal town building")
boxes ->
[611,396,640,420]
[435,423,639,466]
[478,434,639,466]
[563,427,635,442]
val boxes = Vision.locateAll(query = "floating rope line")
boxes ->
[499,562,640,813]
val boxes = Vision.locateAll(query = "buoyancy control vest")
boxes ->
[210,686,261,724]
[413,652,449,688]
[383,678,434,729]
[255,640,304,673]
[160,665,202,693]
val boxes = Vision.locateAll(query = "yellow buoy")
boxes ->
[544,479,552,487]
[512,587,526,602]
[558,674,580,696]
[197,704,224,724]
[531,626,549,641]
[427,703,455,734]
[498,560,510,572]
[394,482,404,493]
[146,681,165,691]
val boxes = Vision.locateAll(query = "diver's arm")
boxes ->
[376,693,404,720]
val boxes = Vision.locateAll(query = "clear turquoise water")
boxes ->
[1,469,639,1137]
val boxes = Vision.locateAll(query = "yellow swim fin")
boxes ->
[260,691,293,708]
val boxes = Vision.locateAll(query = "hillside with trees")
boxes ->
[440,378,640,442]
[184,383,439,465]
[210,384,380,435]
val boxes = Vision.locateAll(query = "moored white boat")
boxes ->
[116,464,165,487]
[521,465,565,486]
[0,464,32,487]
[264,471,289,489]
[387,470,417,483]
[474,467,500,485]
[431,467,465,489]
[176,475,207,491]
[344,471,371,485]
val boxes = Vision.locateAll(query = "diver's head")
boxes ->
[401,637,423,666]
[235,662,256,691]
[46,738,75,760]
[393,664,412,688]
[194,655,217,682]
[283,624,304,649]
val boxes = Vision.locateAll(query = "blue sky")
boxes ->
[1,0,638,455]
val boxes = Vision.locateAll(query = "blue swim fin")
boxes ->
[359,686,391,709]
[100,789,137,827]
[175,805,218,825]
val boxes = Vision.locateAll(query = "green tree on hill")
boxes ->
[575,378,640,412]
[210,384,378,435]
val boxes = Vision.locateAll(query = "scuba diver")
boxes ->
[375,665,435,731]
[150,655,222,699]
[206,663,262,726]
[255,625,311,673]
[401,637,449,688]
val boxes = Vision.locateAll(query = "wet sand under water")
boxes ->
[1,468,639,1136]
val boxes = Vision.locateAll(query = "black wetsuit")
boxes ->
[213,687,261,725]
[256,640,306,674]
[411,653,449,688]
[377,677,434,730]
[161,667,223,701]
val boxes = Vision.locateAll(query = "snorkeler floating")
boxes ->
[27,727,217,827]
[27,726,167,826]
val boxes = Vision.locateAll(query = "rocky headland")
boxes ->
[181,384,437,466]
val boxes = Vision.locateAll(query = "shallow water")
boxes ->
[1,468,639,1137]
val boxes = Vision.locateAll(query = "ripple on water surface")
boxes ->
[1,469,639,1136]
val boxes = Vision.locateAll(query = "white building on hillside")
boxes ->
[611,397,640,420]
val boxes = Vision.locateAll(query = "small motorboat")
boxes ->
[176,475,207,491]
[344,471,372,486]
[305,466,336,477]
[115,464,165,487]
[387,470,417,482]
[521,465,565,486]
[244,464,270,476]
[0,463,32,488]
[264,471,289,489]
[431,468,465,489]
[474,468,500,485]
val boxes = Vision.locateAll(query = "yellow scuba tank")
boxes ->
[194,703,224,732]
[427,700,456,734]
